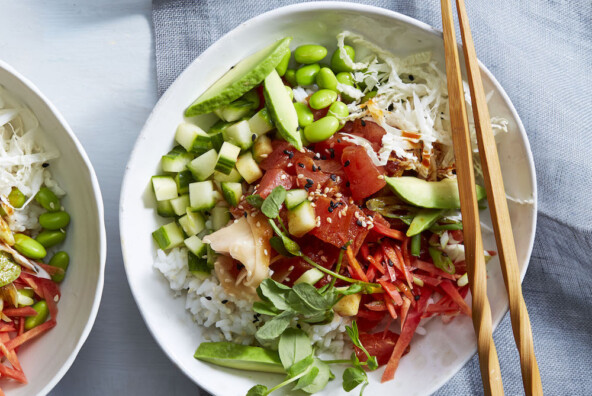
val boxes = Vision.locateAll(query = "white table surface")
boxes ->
[0,0,199,394]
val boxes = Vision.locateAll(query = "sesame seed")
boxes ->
[311,202,316,207]
[264,249,268,256]
[415,294,420,301]
[251,212,257,217]
[238,205,244,210]
[287,163,293,167]
[251,133,257,142]
[283,150,294,158]
[346,181,351,187]
[328,206,334,213]
[335,193,342,198]
[297,173,304,179]
[244,211,248,218]
[326,217,332,223]
[298,163,305,168]
[388,259,394,267]
[321,256,327,262]
[256,221,261,227]
[308,196,314,201]
[323,187,330,194]
[356,219,363,226]
[377,175,384,180]
[205,296,212,300]
[344,160,350,167]
[312,165,317,172]
[222,299,229,304]
[280,174,287,180]
[306,178,314,185]
[337,139,341,143]
[330,174,336,181]
[42,162,50,168]
[328,148,335,158]
[361,119,366,127]
[260,154,269,158]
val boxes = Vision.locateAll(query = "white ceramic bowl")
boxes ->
[121,2,537,395]
[0,61,105,395]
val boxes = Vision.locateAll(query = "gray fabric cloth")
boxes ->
[152,1,592,394]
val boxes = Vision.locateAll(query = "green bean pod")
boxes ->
[331,45,355,73]
[38,211,70,230]
[309,89,338,110]
[293,103,314,127]
[36,229,66,248]
[35,187,61,212]
[294,45,327,64]
[303,116,340,143]
[49,251,70,283]
[13,233,47,260]
[25,300,49,330]
[295,63,321,86]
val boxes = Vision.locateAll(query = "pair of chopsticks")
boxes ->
[439,0,543,395]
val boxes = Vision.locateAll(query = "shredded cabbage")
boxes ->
[0,85,61,209]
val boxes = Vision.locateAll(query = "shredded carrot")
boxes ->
[1,307,37,317]
[5,320,56,351]
[378,279,403,306]
[346,246,368,282]
[372,222,406,241]
[383,294,398,319]
[367,255,386,274]
[399,297,412,331]
[440,280,471,316]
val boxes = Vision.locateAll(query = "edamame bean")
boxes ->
[304,116,340,143]
[275,50,291,76]
[14,233,47,260]
[328,101,349,119]
[38,211,70,230]
[309,89,338,110]
[331,45,355,73]
[294,45,327,64]
[293,103,314,127]
[295,63,320,86]
[362,90,378,103]
[25,300,49,330]
[285,86,293,101]
[284,69,297,86]
[7,187,26,208]
[49,251,70,282]
[315,67,338,91]
[336,72,354,86]
[36,229,66,248]
[35,187,60,212]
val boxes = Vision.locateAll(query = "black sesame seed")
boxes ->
[314,153,321,159]
[306,178,314,185]
[330,174,337,181]
[221,300,229,304]
[409,74,415,81]
[253,319,258,323]
[296,126,301,131]
[328,207,334,213]
[205,296,212,300]
[42,162,50,168]
[388,104,394,111]
[283,150,294,159]
[337,139,341,143]
[251,133,257,142]
[344,160,350,167]
[356,219,363,227]
[361,120,366,127]
[328,148,335,159]
[296,324,302,329]
[317,166,321,171]
[414,294,420,301]
[388,259,394,267]
[244,211,248,218]
[341,245,348,250]
[312,165,317,172]
[346,181,351,187]
[298,163,305,168]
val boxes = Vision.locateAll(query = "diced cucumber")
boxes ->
[188,251,211,279]
[211,206,231,230]
[175,123,211,153]
[253,134,273,163]
[156,199,175,218]
[236,152,263,184]
[184,235,207,257]
[213,90,260,122]
[294,268,324,285]
[209,119,232,134]
[221,182,243,207]
[170,194,190,216]
[161,147,194,173]
[215,142,241,175]
[209,132,225,151]
[189,181,218,211]
[152,222,184,250]
[187,149,218,181]
[179,210,206,236]
[223,120,255,151]
[151,176,178,201]
[175,170,194,194]
[288,201,316,237]
[213,168,243,183]
[286,189,308,210]
[206,244,217,269]
[248,107,274,136]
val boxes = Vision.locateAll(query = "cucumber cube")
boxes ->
[236,152,263,184]
[286,189,309,210]
[224,120,254,150]
[215,142,241,175]
[221,182,243,207]
[175,170,194,195]
[287,201,316,237]
[156,199,175,218]
[213,168,243,183]
[184,235,207,257]
[161,151,193,173]
[188,252,211,280]
[175,123,210,152]
[189,181,217,211]
[253,134,273,163]
[151,176,178,201]
[170,194,190,216]
[152,222,184,250]
[187,149,218,181]
[248,107,274,136]
[211,206,231,231]
[179,210,206,236]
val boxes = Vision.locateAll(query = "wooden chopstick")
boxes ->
[439,0,504,394]
[454,0,543,394]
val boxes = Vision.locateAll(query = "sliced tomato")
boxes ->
[257,169,294,198]
[341,146,386,201]
[354,330,408,366]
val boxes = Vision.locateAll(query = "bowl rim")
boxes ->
[0,59,107,395]
[121,1,537,394]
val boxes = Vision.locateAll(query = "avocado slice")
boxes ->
[0,252,21,288]
[263,69,302,150]
[407,208,444,236]
[386,177,486,209]
[185,37,292,117]
[194,342,285,374]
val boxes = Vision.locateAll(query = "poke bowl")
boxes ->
[120,2,536,395]
[0,60,105,395]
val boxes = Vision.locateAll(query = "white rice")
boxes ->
[155,247,349,357]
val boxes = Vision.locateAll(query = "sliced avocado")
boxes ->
[263,69,302,150]
[0,252,21,288]
[185,37,292,116]
[386,177,486,209]
[407,208,444,237]
[194,342,285,374]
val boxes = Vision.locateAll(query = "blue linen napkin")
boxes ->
[152,1,592,394]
